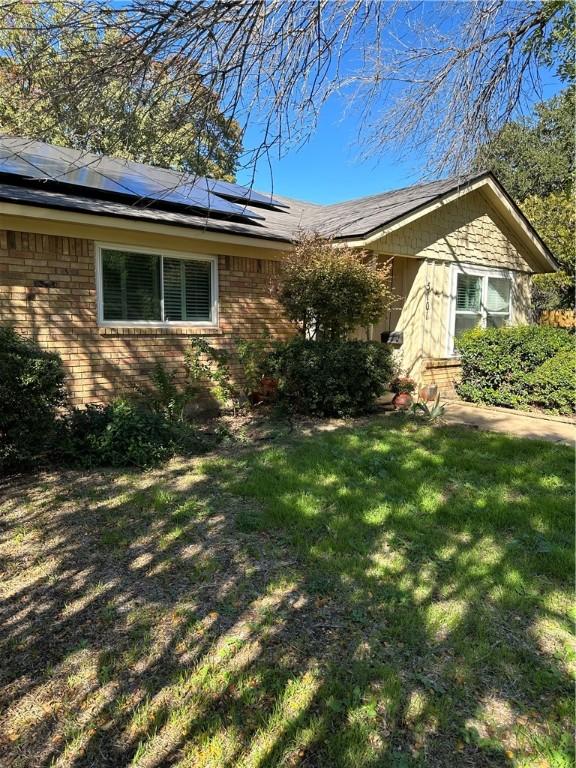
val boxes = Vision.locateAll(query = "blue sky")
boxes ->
[238,99,425,204]
[238,71,563,204]
[236,6,564,205]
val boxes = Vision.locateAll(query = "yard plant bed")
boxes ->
[0,422,573,767]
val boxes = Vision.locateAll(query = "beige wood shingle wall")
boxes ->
[373,189,534,271]
[369,188,536,390]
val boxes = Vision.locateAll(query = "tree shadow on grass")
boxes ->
[0,421,573,767]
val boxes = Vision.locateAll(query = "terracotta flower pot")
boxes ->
[250,376,279,405]
[392,392,413,410]
[419,385,438,402]
[260,377,278,396]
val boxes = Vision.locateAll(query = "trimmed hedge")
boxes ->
[0,327,67,472]
[456,325,575,414]
[266,337,393,416]
[526,349,575,415]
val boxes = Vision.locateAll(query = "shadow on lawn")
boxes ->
[0,421,573,768]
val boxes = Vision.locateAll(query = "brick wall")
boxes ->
[0,229,295,405]
[421,358,462,399]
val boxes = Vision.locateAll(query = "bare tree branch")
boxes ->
[0,0,572,182]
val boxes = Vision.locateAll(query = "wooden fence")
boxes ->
[539,309,576,329]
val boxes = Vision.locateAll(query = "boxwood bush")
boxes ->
[456,325,575,414]
[266,337,393,416]
[0,326,67,472]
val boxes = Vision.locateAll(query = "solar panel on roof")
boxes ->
[0,137,265,220]
[88,149,289,210]
[4,143,135,196]
[206,178,289,209]
[99,155,264,218]
[0,148,48,180]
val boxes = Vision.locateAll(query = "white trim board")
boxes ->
[445,263,515,357]
[0,202,289,251]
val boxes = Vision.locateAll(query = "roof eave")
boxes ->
[333,172,558,273]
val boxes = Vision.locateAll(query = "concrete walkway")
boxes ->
[443,401,575,445]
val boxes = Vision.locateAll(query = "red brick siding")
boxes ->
[0,229,295,405]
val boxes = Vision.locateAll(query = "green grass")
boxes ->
[0,421,573,767]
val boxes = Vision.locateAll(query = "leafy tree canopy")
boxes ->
[521,193,575,310]
[473,88,574,200]
[473,87,574,311]
[521,193,574,274]
[0,2,241,179]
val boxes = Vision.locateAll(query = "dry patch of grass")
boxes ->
[0,421,573,767]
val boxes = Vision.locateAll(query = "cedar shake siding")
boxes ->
[0,230,294,406]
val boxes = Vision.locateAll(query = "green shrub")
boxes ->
[134,362,196,422]
[276,233,395,340]
[184,338,238,410]
[0,326,67,472]
[456,325,574,412]
[266,337,393,416]
[57,399,183,468]
[234,332,276,398]
[527,349,576,415]
[134,341,238,420]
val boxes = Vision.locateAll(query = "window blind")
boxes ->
[486,277,510,313]
[451,271,512,351]
[456,274,481,312]
[184,260,211,320]
[101,249,213,323]
[163,258,185,321]
[102,249,161,321]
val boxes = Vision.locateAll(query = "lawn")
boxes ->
[0,420,573,768]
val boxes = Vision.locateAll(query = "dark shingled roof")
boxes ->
[0,172,487,243]
[299,174,485,239]
[0,138,557,270]
[0,136,492,243]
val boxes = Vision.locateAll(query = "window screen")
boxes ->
[451,271,512,351]
[101,249,213,324]
[454,273,482,339]
[456,274,482,312]
[486,277,510,328]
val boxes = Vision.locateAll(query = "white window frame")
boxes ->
[446,264,514,356]
[95,242,219,328]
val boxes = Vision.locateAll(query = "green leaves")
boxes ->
[276,234,396,341]
[473,87,574,310]
[0,3,241,178]
[0,326,67,472]
[456,325,575,414]
[266,337,394,417]
[474,88,574,200]
[521,192,575,310]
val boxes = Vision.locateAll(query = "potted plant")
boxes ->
[390,376,416,410]
[419,384,438,402]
